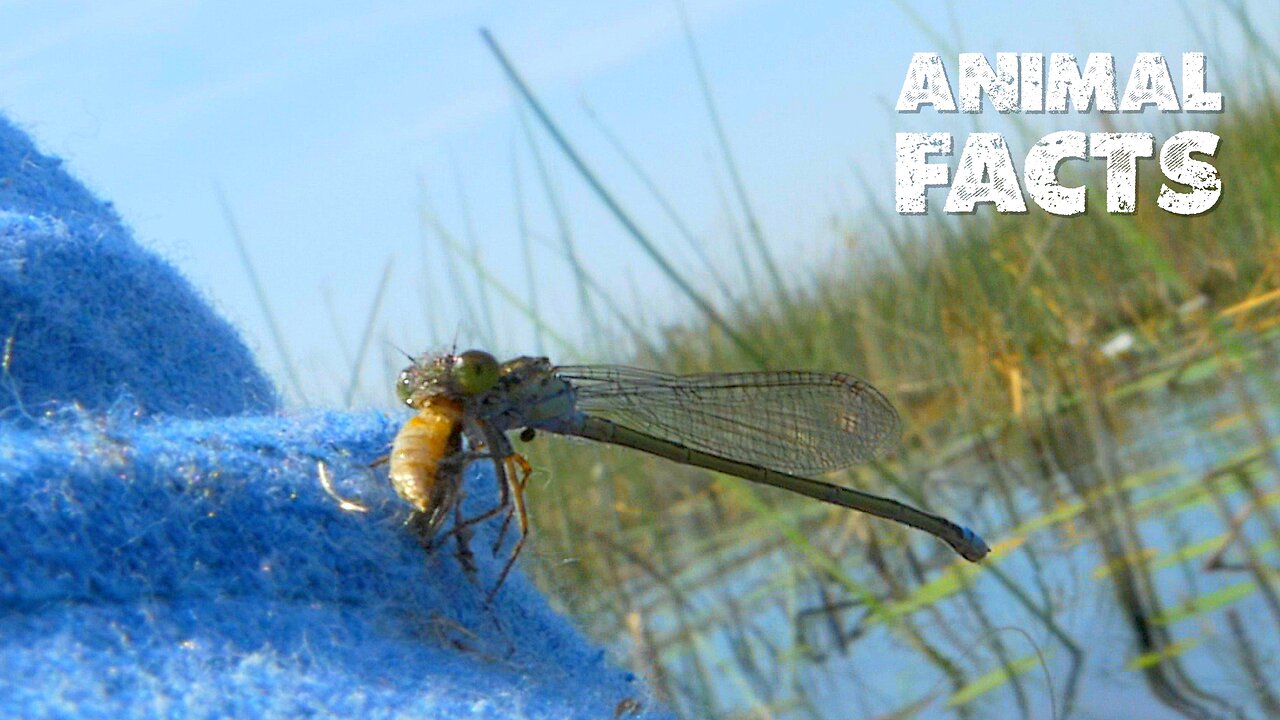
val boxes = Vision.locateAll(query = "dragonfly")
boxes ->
[383,349,990,600]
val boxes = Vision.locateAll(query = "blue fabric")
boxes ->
[0,116,661,719]
[0,114,277,419]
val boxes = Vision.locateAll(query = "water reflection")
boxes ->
[610,343,1280,720]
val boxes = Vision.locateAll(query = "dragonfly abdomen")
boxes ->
[575,416,990,561]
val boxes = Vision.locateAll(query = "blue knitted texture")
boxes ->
[0,114,277,419]
[0,116,661,719]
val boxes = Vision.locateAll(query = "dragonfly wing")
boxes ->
[553,365,902,475]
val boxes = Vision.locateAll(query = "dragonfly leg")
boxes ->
[413,446,519,602]
[409,493,489,595]
[487,453,532,604]
[450,486,509,532]
[404,448,496,551]
[491,454,532,555]
[440,449,513,534]
[450,498,481,578]
[408,507,449,554]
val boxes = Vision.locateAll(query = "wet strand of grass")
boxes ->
[972,427,1056,609]
[862,534,976,720]
[421,203,579,355]
[1216,328,1280,520]
[342,256,393,408]
[480,28,768,368]
[601,534,673,708]
[511,140,545,357]
[415,179,483,346]
[449,153,499,349]
[673,0,787,306]
[724,483,981,719]
[949,551,1033,718]
[983,563,1083,719]
[589,528,718,714]
[715,582,780,710]
[708,163,764,321]
[653,500,734,717]
[515,105,604,347]
[1076,342,1247,720]
[218,186,309,405]
[777,567,826,720]
[320,280,356,379]
[609,446,721,714]
[1225,608,1280,718]
[578,96,738,308]
[1202,468,1280,631]
[519,224,662,360]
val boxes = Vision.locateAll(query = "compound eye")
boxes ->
[454,350,500,395]
[395,369,415,405]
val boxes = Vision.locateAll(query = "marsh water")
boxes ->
[587,344,1280,720]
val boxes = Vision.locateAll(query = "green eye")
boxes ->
[395,369,415,405]
[454,350,500,395]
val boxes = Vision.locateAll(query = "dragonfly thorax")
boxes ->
[465,355,582,434]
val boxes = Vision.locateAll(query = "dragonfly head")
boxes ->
[396,349,501,408]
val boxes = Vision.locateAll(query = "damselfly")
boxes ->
[387,350,990,598]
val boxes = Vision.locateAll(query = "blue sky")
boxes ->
[1,1,1273,407]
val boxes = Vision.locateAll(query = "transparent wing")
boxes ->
[553,365,902,475]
